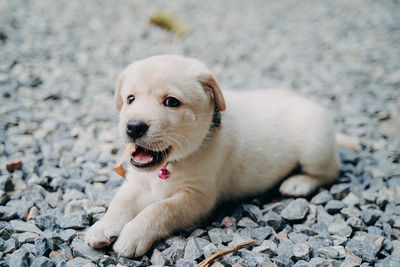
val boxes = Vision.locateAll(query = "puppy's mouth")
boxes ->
[130,145,170,168]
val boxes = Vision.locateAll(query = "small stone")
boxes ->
[242,204,263,222]
[66,257,95,267]
[318,246,339,259]
[330,184,350,200]
[183,237,203,262]
[18,232,39,244]
[261,211,282,230]
[237,217,258,228]
[6,160,23,172]
[64,199,91,215]
[8,247,30,267]
[288,232,308,243]
[340,207,361,219]
[0,175,14,192]
[60,229,77,243]
[251,226,273,245]
[345,239,376,263]
[280,198,309,221]
[346,217,364,230]
[31,256,56,267]
[376,256,400,267]
[239,249,270,265]
[35,215,60,232]
[362,209,381,225]
[208,228,233,244]
[70,237,103,262]
[98,256,117,267]
[175,258,196,267]
[59,212,90,229]
[309,257,324,267]
[221,216,236,230]
[328,221,352,237]
[274,254,294,267]
[151,249,170,266]
[210,262,225,267]
[203,243,218,258]
[343,250,362,266]
[293,224,317,236]
[363,191,377,203]
[27,206,39,221]
[311,190,333,205]
[46,192,61,208]
[118,257,143,266]
[342,192,360,206]
[293,242,310,261]
[292,260,311,267]
[0,190,9,205]
[252,240,277,257]
[3,238,18,254]
[276,239,295,258]
[10,220,43,235]
[325,200,347,214]
[35,237,53,257]
[0,206,17,220]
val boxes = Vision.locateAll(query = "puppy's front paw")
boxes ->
[113,221,153,258]
[85,219,124,248]
[279,175,321,197]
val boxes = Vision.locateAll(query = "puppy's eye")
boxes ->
[163,97,181,108]
[127,95,135,104]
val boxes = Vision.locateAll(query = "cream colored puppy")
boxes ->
[85,55,356,257]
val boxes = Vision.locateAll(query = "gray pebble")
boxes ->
[280,199,309,221]
[237,217,258,228]
[70,237,104,262]
[330,184,350,200]
[345,239,376,263]
[274,254,294,267]
[208,228,233,244]
[362,209,381,225]
[0,206,17,220]
[65,257,95,267]
[183,237,203,262]
[262,211,282,231]
[293,242,310,261]
[311,190,333,205]
[8,247,31,267]
[317,246,339,259]
[328,221,352,237]
[59,212,90,229]
[10,220,43,235]
[325,200,347,214]
[31,256,56,267]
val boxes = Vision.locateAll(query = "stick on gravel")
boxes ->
[196,239,256,267]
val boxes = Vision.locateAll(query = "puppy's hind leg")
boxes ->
[280,114,341,197]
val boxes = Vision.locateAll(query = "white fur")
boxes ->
[86,55,349,258]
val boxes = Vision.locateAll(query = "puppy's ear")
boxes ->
[199,74,226,111]
[114,71,125,111]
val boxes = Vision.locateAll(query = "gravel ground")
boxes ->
[1,0,400,266]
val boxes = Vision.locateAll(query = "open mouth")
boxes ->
[130,145,170,168]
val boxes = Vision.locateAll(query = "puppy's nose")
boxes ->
[126,120,149,139]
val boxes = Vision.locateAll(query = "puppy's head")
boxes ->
[114,55,225,170]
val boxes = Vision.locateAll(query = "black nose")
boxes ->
[126,120,149,140]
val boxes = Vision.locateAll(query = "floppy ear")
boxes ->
[114,71,125,111]
[199,74,226,111]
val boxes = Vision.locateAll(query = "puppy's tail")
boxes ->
[336,133,360,152]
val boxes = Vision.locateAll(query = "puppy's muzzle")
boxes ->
[126,120,149,140]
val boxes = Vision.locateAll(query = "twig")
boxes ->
[196,239,256,267]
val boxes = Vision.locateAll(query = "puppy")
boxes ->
[85,55,357,257]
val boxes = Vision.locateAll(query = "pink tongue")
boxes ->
[132,152,153,164]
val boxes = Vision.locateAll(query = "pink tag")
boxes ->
[158,167,170,179]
